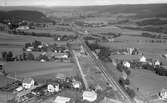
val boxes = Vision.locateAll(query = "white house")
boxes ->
[159,88,167,100]
[47,84,55,93]
[123,61,131,68]
[26,46,34,52]
[57,37,61,41]
[40,59,46,63]
[72,81,81,89]
[130,48,134,55]
[82,91,97,102]
[140,56,147,63]
[54,96,70,103]
[22,78,35,89]
[16,26,29,30]
[154,60,160,66]
[38,45,43,49]
[15,86,23,92]
[47,83,59,93]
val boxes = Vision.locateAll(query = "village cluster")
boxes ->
[0,74,89,103]
[24,40,71,63]
[1,40,71,63]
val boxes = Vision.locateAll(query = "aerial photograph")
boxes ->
[0,0,167,103]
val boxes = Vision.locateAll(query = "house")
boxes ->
[159,88,167,100]
[22,78,35,89]
[40,59,46,63]
[140,56,147,63]
[128,48,134,55]
[53,53,69,59]
[26,46,34,52]
[54,96,71,103]
[47,83,59,93]
[82,91,97,102]
[15,86,23,92]
[38,45,43,49]
[58,37,61,41]
[72,81,81,89]
[16,26,29,30]
[154,60,160,66]
[123,61,131,68]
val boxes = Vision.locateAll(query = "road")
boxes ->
[72,50,89,89]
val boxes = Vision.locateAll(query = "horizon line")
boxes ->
[0,2,167,7]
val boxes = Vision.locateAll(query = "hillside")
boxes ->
[47,4,167,18]
[0,4,167,20]
[0,10,52,23]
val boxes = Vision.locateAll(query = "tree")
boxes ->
[118,78,130,87]
[23,52,27,60]
[27,53,35,60]
[7,51,13,61]
[98,47,111,61]
[1,51,7,61]
[25,43,32,48]
[116,64,123,72]
[32,40,42,49]
[126,87,136,99]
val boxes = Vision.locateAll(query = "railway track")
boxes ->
[81,39,134,103]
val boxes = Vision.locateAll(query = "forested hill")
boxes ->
[0,10,52,23]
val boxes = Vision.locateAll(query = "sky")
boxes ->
[0,0,167,6]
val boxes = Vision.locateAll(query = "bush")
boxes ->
[27,53,35,60]
[125,87,136,99]
[116,64,123,72]
[142,64,154,71]
[118,78,130,87]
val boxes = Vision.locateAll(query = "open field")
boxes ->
[4,61,75,78]
[130,69,167,99]
[0,31,67,58]
[77,53,109,89]
[24,29,75,36]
